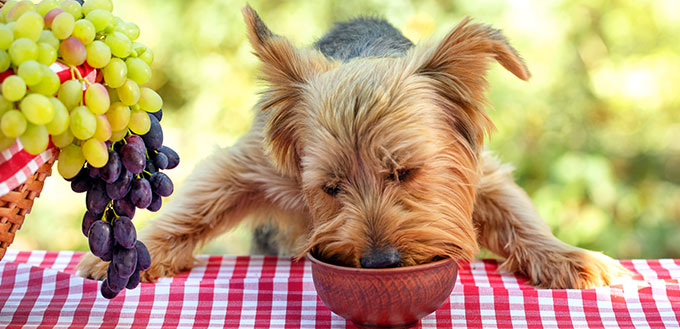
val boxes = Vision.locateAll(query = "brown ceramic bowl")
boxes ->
[307,253,458,328]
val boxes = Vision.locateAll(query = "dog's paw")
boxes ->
[76,252,110,280]
[502,249,632,289]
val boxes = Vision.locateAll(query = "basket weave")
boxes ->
[0,155,57,260]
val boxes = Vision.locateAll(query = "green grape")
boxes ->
[2,75,27,102]
[107,86,118,103]
[43,8,64,28]
[57,79,82,109]
[38,30,59,49]
[20,93,53,125]
[0,96,11,114]
[17,59,42,86]
[18,122,48,155]
[45,97,68,135]
[0,49,10,71]
[0,24,14,50]
[1,2,18,21]
[37,0,60,17]
[51,127,73,148]
[37,42,57,65]
[128,109,149,135]
[84,83,109,114]
[5,1,36,22]
[105,101,129,131]
[51,12,75,40]
[0,130,15,152]
[82,0,112,15]
[59,0,82,20]
[1,110,27,137]
[109,128,126,142]
[57,143,84,179]
[125,57,151,85]
[138,88,162,113]
[102,57,126,88]
[114,22,139,41]
[69,105,95,140]
[85,9,111,32]
[29,64,60,95]
[104,31,131,58]
[72,19,94,45]
[93,114,111,141]
[85,40,110,68]
[82,137,108,167]
[9,37,38,66]
[58,36,85,65]
[116,79,139,106]
[13,10,42,41]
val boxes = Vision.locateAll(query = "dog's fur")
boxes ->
[78,6,630,289]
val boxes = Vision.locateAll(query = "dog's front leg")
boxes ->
[472,152,630,289]
[78,131,292,282]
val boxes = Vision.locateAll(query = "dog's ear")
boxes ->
[413,17,530,149]
[242,5,332,177]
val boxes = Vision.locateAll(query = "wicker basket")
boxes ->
[0,155,57,260]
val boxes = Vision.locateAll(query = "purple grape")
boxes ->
[130,178,152,209]
[126,269,141,289]
[86,182,110,214]
[81,211,99,237]
[88,165,100,178]
[113,245,137,278]
[147,193,162,212]
[145,159,156,173]
[106,262,129,292]
[141,114,163,150]
[135,241,151,271]
[120,143,146,174]
[149,172,173,197]
[113,196,136,218]
[106,168,132,200]
[88,220,114,261]
[159,146,179,169]
[153,152,168,170]
[150,108,162,121]
[100,151,122,183]
[125,134,145,150]
[70,169,92,193]
[101,279,119,299]
[113,216,136,249]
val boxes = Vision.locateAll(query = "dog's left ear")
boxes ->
[242,5,333,177]
[413,18,530,148]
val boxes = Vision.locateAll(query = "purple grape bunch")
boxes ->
[68,110,179,299]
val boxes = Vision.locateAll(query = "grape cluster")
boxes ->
[0,0,161,175]
[72,117,179,299]
[0,0,177,299]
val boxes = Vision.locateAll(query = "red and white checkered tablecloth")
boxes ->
[0,63,97,197]
[0,251,678,328]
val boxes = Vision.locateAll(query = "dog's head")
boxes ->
[242,5,529,267]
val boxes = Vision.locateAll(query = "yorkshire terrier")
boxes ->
[79,5,629,289]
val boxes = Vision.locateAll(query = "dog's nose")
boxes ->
[360,247,401,268]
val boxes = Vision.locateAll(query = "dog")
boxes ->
[78,5,630,289]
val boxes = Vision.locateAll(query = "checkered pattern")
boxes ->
[0,62,97,196]
[0,251,678,328]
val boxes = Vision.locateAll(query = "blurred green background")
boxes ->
[10,0,680,259]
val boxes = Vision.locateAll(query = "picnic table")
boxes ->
[0,250,679,328]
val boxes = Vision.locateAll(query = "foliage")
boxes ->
[14,0,680,259]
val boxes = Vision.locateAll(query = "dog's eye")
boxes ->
[391,168,413,182]
[322,184,341,196]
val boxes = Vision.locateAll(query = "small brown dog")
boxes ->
[79,5,629,289]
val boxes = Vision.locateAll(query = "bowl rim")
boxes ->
[305,252,457,274]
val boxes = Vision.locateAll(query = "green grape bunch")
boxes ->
[0,0,162,180]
